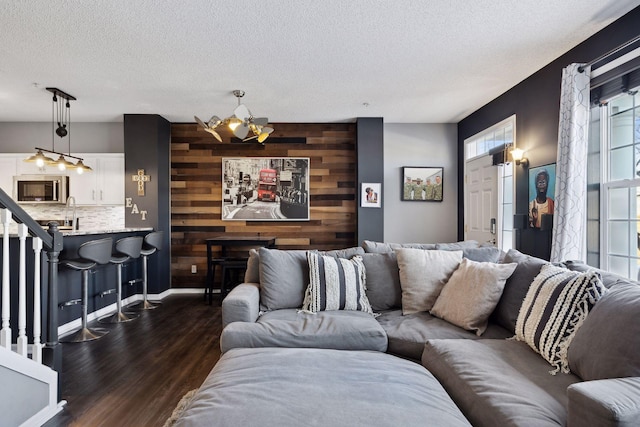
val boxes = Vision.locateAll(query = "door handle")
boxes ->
[490,218,496,235]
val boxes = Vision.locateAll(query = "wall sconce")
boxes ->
[510,148,529,167]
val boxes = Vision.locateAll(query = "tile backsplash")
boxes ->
[21,204,125,230]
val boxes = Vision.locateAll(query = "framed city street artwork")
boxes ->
[401,167,444,201]
[361,183,381,208]
[222,157,310,221]
[528,163,556,229]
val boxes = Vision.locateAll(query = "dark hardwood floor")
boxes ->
[44,294,222,427]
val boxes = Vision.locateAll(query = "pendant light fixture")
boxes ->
[194,90,274,143]
[24,87,92,174]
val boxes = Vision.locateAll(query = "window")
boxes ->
[465,116,514,161]
[589,87,640,279]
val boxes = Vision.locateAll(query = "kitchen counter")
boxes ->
[60,227,153,236]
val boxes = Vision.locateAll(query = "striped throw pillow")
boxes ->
[302,251,373,314]
[515,264,606,374]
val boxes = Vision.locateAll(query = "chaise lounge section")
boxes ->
[193,241,640,426]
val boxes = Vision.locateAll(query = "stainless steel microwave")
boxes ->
[13,175,69,204]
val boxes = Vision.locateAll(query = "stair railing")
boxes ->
[0,187,63,381]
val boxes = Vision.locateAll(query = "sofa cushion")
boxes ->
[376,309,512,360]
[321,246,365,258]
[258,248,309,310]
[492,248,549,333]
[567,377,640,427]
[515,264,607,374]
[462,246,503,263]
[302,252,372,314]
[396,248,462,315]
[360,252,402,311]
[422,339,581,427]
[430,258,517,336]
[568,281,640,381]
[361,240,437,253]
[220,309,387,353]
[178,347,471,427]
[435,240,479,250]
[563,260,629,288]
[257,247,365,310]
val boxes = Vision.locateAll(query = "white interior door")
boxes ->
[465,155,499,246]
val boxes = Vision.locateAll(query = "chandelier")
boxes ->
[195,90,274,143]
[24,87,92,174]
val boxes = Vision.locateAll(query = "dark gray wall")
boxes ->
[356,118,384,244]
[124,114,171,292]
[457,6,640,260]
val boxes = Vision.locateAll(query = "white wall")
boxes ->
[384,123,458,243]
[0,122,124,153]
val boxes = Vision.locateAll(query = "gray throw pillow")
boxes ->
[321,246,365,258]
[568,282,640,381]
[258,248,310,310]
[491,249,548,333]
[462,247,502,263]
[435,240,479,251]
[244,248,260,283]
[361,240,394,253]
[389,242,437,251]
[564,260,628,288]
[360,252,402,311]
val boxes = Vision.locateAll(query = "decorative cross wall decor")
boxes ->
[132,169,151,196]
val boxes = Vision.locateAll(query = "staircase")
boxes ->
[0,189,64,426]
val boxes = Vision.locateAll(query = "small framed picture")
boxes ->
[401,167,443,201]
[361,183,381,208]
[528,163,556,229]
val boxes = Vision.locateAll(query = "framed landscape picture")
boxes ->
[222,157,310,221]
[401,167,443,201]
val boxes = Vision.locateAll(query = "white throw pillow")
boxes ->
[396,248,462,315]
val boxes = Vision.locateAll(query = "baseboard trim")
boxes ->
[58,288,216,337]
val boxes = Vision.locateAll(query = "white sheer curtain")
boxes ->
[550,64,591,262]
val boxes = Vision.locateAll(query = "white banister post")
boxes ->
[17,223,28,356]
[32,237,43,363]
[0,209,11,349]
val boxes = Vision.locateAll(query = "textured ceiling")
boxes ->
[0,1,639,124]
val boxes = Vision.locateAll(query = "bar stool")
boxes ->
[99,236,143,324]
[60,237,113,342]
[131,230,163,310]
[221,258,248,298]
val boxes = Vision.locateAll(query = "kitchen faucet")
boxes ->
[64,196,77,230]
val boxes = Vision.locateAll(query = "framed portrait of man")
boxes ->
[528,163,556,229]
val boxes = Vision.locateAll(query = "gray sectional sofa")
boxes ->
[182,241,640,427]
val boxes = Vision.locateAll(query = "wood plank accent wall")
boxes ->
[170,122,357,288]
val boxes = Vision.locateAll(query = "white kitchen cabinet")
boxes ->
[69,154,124,205]
[0,156,17,196]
